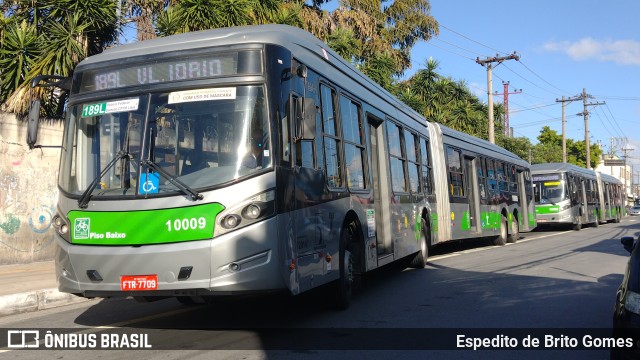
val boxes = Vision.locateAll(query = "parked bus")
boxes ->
[596,172,624,223]
[28,24,535,309]
[532,162,622,230]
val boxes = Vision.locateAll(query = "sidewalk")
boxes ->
[0,261,92,317]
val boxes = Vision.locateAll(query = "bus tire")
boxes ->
[573,218,582,231]
[331,222,355,310]
[493,216,508,246]
[409,218,429,269]
[507,216,519,243]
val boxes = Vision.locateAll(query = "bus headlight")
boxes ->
[221,214,241,229]
[243,203,265,220]
[52,211,71,242]
[214,189,275,237]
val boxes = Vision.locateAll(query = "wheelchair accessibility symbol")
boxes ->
[139,173,160,194]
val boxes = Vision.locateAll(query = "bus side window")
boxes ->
[320,84,342,188]
[477,156,487,199]
[340,95,366,190]
[419,137,433,194]
[404,130,420,193]
[486,159,497,200]
[293,92,315,169]
[446,146,464,197]
[387,121,407,193]
[496,161,506,192]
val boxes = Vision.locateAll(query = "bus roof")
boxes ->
[531,162,596,178]
[598,172,623,185]
[436,123,529,166]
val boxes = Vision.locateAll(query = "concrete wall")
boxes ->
[0,113,62,265]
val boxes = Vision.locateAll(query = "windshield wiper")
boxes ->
[78,150,130,209]
[141,159,203,201]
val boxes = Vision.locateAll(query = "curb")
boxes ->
[0,288,94,317]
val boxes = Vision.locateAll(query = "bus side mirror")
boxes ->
[295,97,316,141]
[27,99,41,149]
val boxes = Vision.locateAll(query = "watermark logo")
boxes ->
[74,218,90,239]
[7,330,40,348]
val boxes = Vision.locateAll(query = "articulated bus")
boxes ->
[532,162,623,230]
[28,25,535,308]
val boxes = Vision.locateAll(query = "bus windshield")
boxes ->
[58,85,270,198]
[535,179,568,204]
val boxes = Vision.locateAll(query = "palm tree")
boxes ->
[0,0,117,115]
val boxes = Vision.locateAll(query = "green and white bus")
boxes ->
[28,25,535,308]
[532,162,623,230]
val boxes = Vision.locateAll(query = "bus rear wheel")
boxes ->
[492,216,508,246]
[507,216,519,243]
[409,218,429,269]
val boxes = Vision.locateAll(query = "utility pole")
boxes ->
[476,52,520,144]
[575,88,605,169]
[555,94,582,163]
[494,81,522,137]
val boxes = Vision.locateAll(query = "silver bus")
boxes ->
[532,162,623,230]
[28,25,535,308]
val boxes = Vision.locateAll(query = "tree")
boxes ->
[0,0,117,115]
[530,126,601,168]
[500,136,533,162]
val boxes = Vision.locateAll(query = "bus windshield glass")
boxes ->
[58,85,270,198]
[534,179,568,204]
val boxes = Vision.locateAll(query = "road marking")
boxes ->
[429,230,575,261]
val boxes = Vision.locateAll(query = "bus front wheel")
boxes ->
[573,218,582,231]
[330,222,355,310]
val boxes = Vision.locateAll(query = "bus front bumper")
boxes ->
[55,217,286,298]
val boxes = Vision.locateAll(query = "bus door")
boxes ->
[464,155,480,233]
[516,168,530,230]
[579,179,587,223]
[368,116,393,263]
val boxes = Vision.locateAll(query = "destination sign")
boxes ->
[77,51,252,93]
[532,174,561,182]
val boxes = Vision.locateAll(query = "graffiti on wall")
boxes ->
[0,142,58,255]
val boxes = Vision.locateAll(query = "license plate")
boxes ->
[120,275,158,291]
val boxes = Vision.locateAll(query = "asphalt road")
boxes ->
[1,217,639,360]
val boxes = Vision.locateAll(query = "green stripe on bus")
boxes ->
[68,203,225,245]
[535,206,560,214]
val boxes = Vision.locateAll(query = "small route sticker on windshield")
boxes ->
[81,98,139,117]
[168,88,236,104]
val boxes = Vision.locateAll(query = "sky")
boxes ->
[117,1,640,172]
[395,0,640,171]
